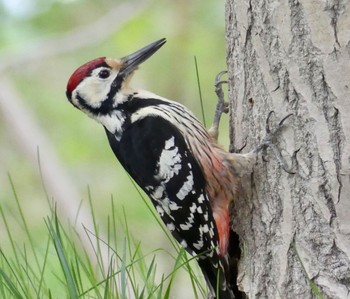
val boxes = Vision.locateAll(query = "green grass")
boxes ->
[0,175,207,299]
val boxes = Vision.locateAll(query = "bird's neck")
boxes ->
[95,110,125,140]
[93,92,131,140]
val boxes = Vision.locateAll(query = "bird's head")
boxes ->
[66,38,166,115]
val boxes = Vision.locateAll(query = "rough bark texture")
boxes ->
[225,1,350,298]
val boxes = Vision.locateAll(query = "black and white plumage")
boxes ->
[106,109,218,254]
[66,38,237,299]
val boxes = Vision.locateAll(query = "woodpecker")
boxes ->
[66,38,292,299]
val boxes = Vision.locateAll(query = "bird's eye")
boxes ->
[98,69,110,79]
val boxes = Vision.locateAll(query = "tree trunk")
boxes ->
[225,1,350,298]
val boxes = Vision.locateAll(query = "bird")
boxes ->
[65,38,292,299]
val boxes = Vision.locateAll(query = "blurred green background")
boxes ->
[0,0,227,297]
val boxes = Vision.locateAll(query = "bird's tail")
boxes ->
[198,256,235,299]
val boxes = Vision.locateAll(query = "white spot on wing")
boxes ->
[193,238,204,250]
[156,205,164,216]
[207,251,214,258]
[180,240,188,248]
[165,136,175,149]
[167,223,175,231]
[200,224,209,233]
[189,202,197,213]
[176,171,194,200]
[153,186,164,200]
[169,201,180,210]
[198,194,205,203]
[155,138,182,183]
[209,227,214,237]
[180,223,191,230]
[203,212,209,221]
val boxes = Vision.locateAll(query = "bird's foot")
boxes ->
[208,71,229,141]
[254,111,296,174]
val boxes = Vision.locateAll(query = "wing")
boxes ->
[105,115,220,259]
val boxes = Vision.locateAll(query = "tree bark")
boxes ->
[225,1,350,298]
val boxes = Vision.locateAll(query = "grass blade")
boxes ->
[194,56,206,127]
[0,268,24,299]
[8,174,41,273]
[46,215,78,299]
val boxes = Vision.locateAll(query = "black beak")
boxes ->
[119,38,166,77]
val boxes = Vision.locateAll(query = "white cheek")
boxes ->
[77,77,113,108]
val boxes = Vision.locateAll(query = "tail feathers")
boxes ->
[198,257,235,299]
[218,288,236,299]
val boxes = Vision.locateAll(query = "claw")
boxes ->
[255,112,295,174]
[209,71,228,141]
[239,142,248,154]
[278,113,293,127]
[265,111,275,133]
[215,70,228,85]
[265,111,293,134]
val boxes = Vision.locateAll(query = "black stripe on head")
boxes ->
[76,93,115,115]
[104,73,125,104]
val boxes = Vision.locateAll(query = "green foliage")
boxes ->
[0,176,207,298]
